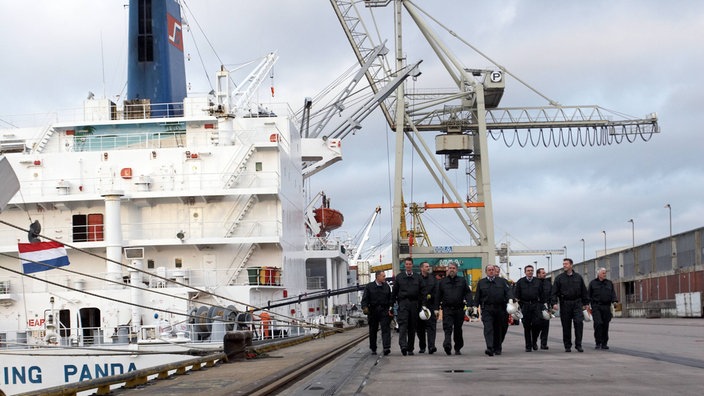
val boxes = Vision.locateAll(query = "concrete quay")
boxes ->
[282,317,704,396]
[117,317,703,396]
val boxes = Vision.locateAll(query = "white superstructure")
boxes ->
[0,74,349,394]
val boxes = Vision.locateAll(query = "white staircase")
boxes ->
[31,125,56,153]
[224,195,259,237]
[225,243,259,286]
[223,145,255,188]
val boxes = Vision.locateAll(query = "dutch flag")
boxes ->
[18,241,70,274]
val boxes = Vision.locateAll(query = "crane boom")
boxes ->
[352,206,382,263]
[329,1,660,276]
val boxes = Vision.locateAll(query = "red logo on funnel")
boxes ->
[167,13,183,51]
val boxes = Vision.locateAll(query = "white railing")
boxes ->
[7,170,280,200]
[0,317,307,349]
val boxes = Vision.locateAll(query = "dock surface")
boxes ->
[116,317,704,395]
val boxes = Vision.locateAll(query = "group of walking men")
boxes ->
[360,257,617,356]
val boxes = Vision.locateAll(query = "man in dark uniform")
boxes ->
[392,257,422,355]
[589,267,618,350]
[551,258,589,352]
[536,267,552,349]
[416,261,438,354]
[361,270,393,355]
[495,265,511,342]
[436,261,472,355]
[474,264,512,356]
[515,265,543,352]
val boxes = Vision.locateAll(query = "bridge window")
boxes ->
[72,214,104,242]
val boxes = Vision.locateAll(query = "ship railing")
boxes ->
[246,317,297,341]
[67,127,292,153]
[307,276,326,290]
[0,219,281,251]
[305,236,343,251]
[71,130,188,152]
[0,325,105,348]
[121,218,280,240]
[2,169,280,201]
[0,100,298,128]
[0,264,287,293]
[0,318,306,350]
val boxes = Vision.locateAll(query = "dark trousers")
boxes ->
[559,300,584,349]
[397,299,418,352]
[520,302,541,348]
[592,304,613,346]
[442,307,465,352]
[501,309,509,342]
[538,317,550,346]
[481,305,505,352]
[417,310,437,351]
[367,307,391,352]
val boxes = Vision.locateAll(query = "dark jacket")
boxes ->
[515,276,543,306]
[419,273,438,310]
[551,271,588,305]
[437,275,472,310]
[588,278,618,305]
[540,277,553,305]
[474,276,511,308]
[392,271,422,304]
[361,280,392,312]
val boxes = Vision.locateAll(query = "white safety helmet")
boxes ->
[511,310,523,321]
[419,306,432,321]
[506,299,518,314]
[541,306,552,320]
[583,308,593,322]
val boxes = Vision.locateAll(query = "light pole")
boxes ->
[546,253,552,273]
[601,230,607,256]
[580,238,585,263]
[665,204,672,237]
[628,219,635,247]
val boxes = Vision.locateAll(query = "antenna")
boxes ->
[101,31,106,99]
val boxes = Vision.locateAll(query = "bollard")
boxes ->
[224,330,253,361]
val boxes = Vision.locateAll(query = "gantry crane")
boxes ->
[330,0,659,275]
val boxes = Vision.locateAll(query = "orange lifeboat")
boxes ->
[313,207,344,235]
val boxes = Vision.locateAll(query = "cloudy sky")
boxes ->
[1,1,702,280]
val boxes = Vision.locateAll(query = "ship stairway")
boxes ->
[31,124,56,153]
[224,194,259,237]
[222,144,255,188]
[225,243,259,286]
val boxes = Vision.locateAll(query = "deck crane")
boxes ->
[350,206,382,285]
[213,52,278,117]
[299,50,421,178]
[330,0,659,275]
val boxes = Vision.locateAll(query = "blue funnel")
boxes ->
[126,0,186,117]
